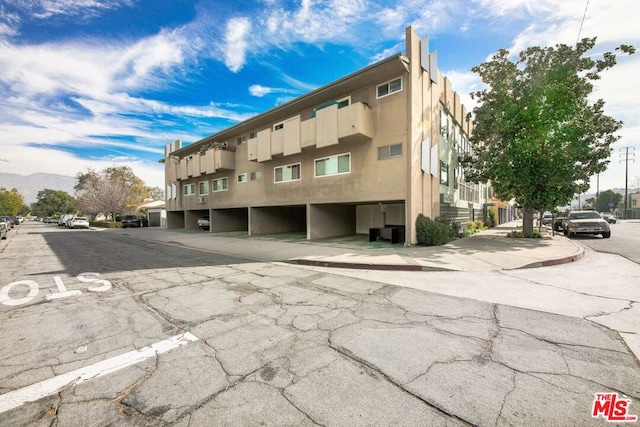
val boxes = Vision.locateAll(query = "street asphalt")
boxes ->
[0,221,638,426]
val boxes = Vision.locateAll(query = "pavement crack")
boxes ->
[328,341,474,425]
[495,370,517,427]
[113,355,158,419]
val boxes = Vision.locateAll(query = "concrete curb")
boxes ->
[512,244,585,269]
[288,259,454,272]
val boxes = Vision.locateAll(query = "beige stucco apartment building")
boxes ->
[163,27,487,245]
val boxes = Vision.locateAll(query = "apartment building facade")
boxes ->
[163,27,487,245]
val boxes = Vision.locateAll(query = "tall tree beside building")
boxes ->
[0,187,24,215]
[75,166,147,218]
[462,38,635,237]
[594,190,623,213]
[146,186,165,200]
[31,189,77,217]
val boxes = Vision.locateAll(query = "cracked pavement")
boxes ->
[1,225,639,426]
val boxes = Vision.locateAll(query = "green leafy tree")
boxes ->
[146,186,165,200]
[31,189,77,217]
[75,166,148,218]
[0,188,24,215]
[462,38,635,237]
[594,190,622,213]
[584,197,596,210]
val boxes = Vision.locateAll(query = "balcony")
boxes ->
[248,102,374,162]
[176,147,236,179]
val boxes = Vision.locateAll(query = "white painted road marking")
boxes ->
[0,332,199,415]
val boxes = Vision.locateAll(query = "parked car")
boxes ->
[58,214,74,227]
[600,213,617,224]
[553,212,567,232]
[68,216,90,229]
[542,212,553,226]
[0,216,14,229]
[562,210,610,238]
[0,220,8,239]
[197,215,210,231]
[121,215,143,228]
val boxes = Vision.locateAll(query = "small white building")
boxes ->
[139,200,166,227]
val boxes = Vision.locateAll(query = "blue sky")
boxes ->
[1,0,638,193]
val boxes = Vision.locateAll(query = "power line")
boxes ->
[576,0,590,44]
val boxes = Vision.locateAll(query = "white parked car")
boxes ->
[68,216,90,229]
[0,220,8,239]
[58,214,74,227]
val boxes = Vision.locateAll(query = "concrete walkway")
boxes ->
[130,221,584,272]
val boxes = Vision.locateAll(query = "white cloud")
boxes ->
[8,0,134,20]
[248,84,303,99]
[249,85,273,97]
[223,17,251,73]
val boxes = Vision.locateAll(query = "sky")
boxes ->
[1,0,639,194]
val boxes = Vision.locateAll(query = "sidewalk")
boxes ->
[133,220,584,272]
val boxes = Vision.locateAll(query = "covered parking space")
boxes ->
[249,205,307,236]
[185,210,208,230]
[210,208,249,233]
[166,210,185,229]
[307,201,406,242]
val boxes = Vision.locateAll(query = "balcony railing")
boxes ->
[248,101,374,162]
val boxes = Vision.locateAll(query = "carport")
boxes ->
[185,210,208,230]
[308,201,406,242]
[210,208,249,233]
[166,211,185,229]
[308,203,356,239]
[249,205,307,236]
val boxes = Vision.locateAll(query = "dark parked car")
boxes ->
[600,213,617,224]
[553,212,567,232]
[121,215,144,228]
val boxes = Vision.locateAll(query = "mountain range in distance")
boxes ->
[1,171,637,207]
[0,172,77,205]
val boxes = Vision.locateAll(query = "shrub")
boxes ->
[463,220,488,236]
[507,230,542,238]
[487,210,497,228]
[90,221,121,228]
[416,214,454,246]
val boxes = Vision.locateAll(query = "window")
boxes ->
[377,143,403,160]
[184,183,195,196]
[237,173,248,183]
[237,136,247,145]
[212,177,228,192]
[273,123,284,131]
[315,153,350,177]
[440,161,449,186]
[377,77,402,98]
[198,181,209,195]
[336,96,351,108]
[274,163,301,183]
[250,171,262,181]
[249,131,257,139]
[440,109,449,139]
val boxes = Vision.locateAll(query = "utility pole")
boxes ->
[620,147,635,219]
